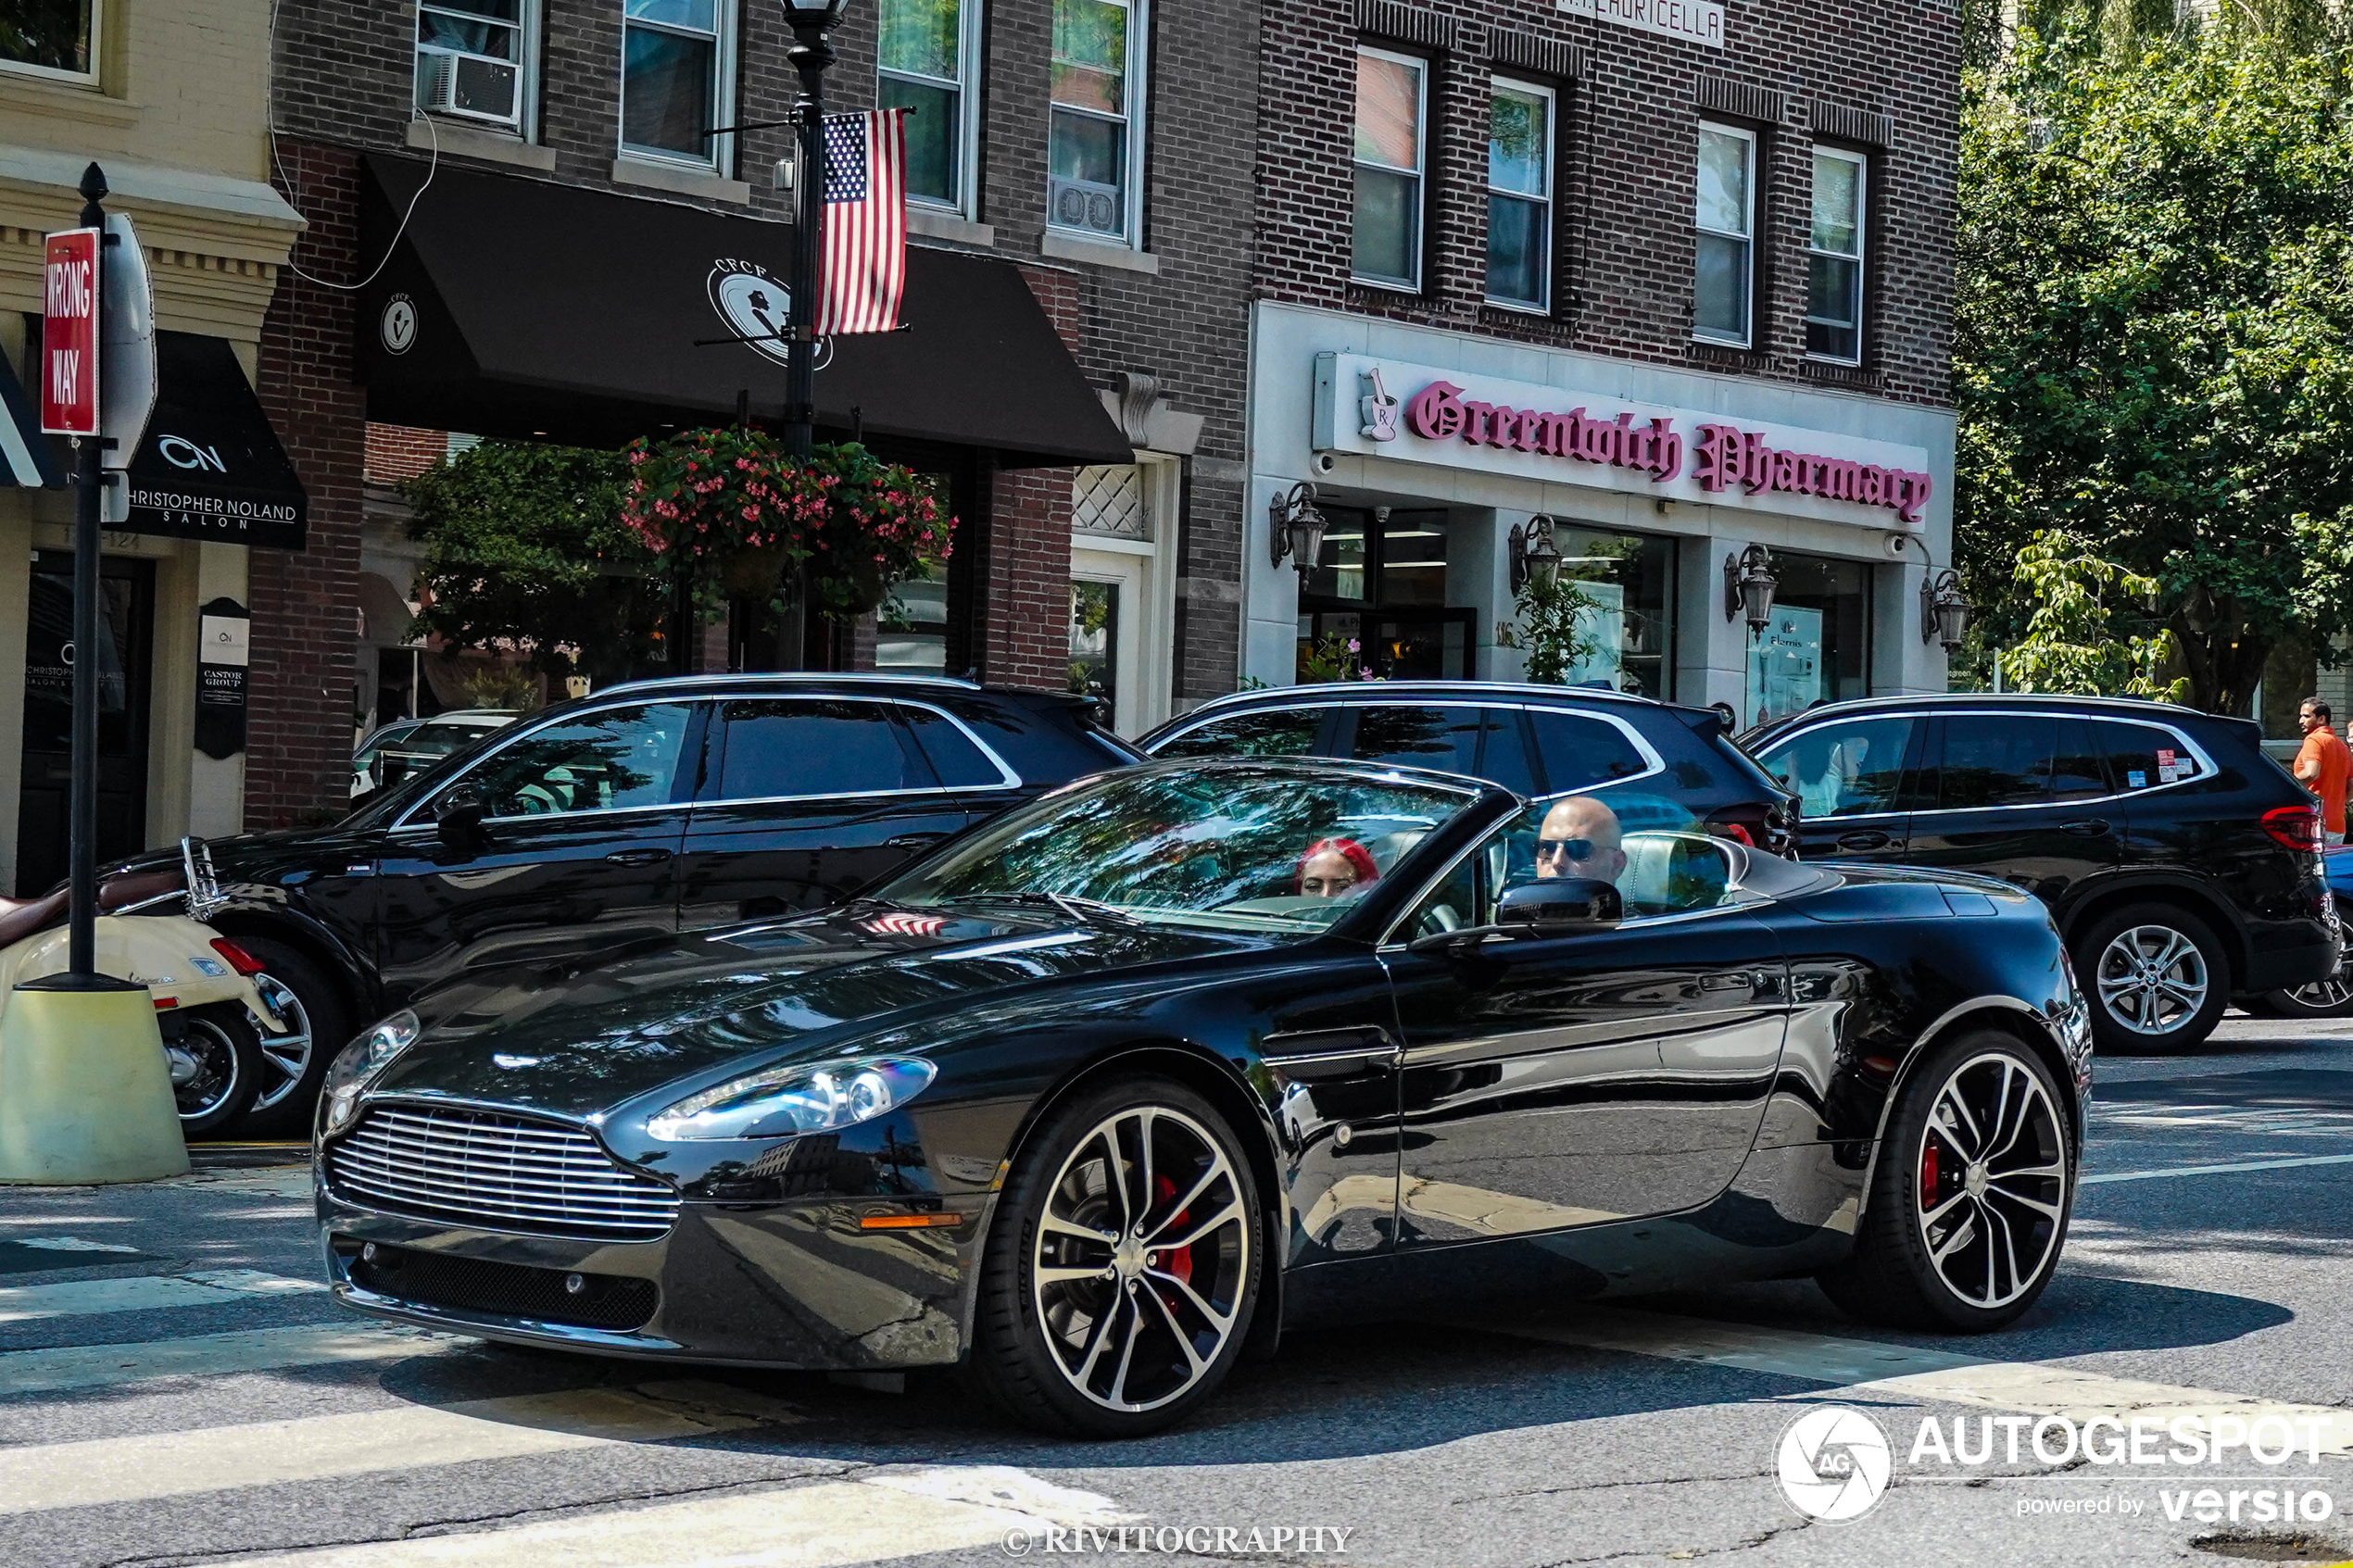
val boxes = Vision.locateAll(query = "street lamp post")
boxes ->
[779,0,852,460]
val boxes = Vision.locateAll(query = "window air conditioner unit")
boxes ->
[415,47,519,124]
[1050,176,1124,239]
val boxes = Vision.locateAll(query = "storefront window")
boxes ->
[1743,553,1872,729]
[1298,507,1469,679]
[878,561,948,674]
[1546,526,1677,700]
[1070,579,1118,723]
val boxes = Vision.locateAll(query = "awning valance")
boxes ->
[354,156,1132,468]
[120,332,308,550]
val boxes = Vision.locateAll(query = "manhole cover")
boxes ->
[2193,1534,2350,1563]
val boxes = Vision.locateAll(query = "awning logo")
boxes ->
[1777,1406,1893,1523]
[708,258,792,367]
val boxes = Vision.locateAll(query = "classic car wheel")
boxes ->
[168,1007,262,1137]
[226,937,351,1137]
[969,1077,1263,1436]
[1818,1032,2072,1332]
[2074,906,2227,1053]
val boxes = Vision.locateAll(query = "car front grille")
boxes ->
[325,1103,678,1242]
[346,1242,659,1331]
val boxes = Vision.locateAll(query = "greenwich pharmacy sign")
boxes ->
[1311,353,1938,530]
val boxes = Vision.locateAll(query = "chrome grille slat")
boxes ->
[326,1104,678,1241]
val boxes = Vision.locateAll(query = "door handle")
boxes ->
[1836,831,1890,850]
[603,848,673,866]
[2061,819,2111,837]
[887,833,947,851]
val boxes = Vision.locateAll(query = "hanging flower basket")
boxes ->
[619,427,953,620]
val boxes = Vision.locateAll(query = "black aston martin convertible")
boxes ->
[313,759,2093,1436]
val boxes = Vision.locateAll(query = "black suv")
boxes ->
[1138,683,1796,854]
[108,675,1139,1133]
[1743,694,2338,1052]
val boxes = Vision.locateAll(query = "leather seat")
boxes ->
[0,890,69,949]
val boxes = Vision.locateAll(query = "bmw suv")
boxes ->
[1743,694,2338,1052]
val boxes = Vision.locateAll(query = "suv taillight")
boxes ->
[2262,805,2323,854]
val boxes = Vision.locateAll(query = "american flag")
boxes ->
[816,109,909,337]
[863,911,949,938]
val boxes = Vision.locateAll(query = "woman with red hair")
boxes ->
[1297,836,1380,899]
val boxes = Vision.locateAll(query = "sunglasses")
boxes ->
[1536,836,1600,861]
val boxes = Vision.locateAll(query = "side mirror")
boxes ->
[1497,876,1622,935]
[434,789,487,850]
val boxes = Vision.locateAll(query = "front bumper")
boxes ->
[316,1173,993,1370]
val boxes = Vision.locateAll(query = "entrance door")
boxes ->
[17,552,155,897]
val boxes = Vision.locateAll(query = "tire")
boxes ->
[1818,1030,2074,1333]
[2072,904,2230,1054]
[167,1006,263,1138]
[965,1076,1264,1437]
[2249,971,2353,1019]
[224,935,352,1138]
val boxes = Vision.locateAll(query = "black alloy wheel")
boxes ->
[167,1006,262,1137]
[2073,904,2229,1053]
[968,1076,1263,1436]
[2249,900,2353,1019]
[1818,1031,2073,1333]
[224,936,351,1137]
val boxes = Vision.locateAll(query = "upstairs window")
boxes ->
[1486,79,1554,311]
[3,0,100,83]
[415,0,529,131]
[1807,147,1867,363]
[1694,122,1755,347]
[622,0,735,170]
[1353,47,1426,291]
[1050,0,1145,244]
[878,0,978,213]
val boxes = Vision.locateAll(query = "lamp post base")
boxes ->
[0,979,189,1185]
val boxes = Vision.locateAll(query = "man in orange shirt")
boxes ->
[2295,696,2351,847]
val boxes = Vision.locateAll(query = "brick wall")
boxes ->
[251,137,366,831]
[979,463,1075,691]
[363,423,445,485]
[1255,0,1959,408]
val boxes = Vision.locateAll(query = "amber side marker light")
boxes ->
[859,1212,963,1231]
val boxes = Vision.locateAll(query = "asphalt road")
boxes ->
[2,1015,2350,1568]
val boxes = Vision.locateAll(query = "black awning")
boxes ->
[0,338,65,489]
[120,332,308,550]
[355,156,1131,467]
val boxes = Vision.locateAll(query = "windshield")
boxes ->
[877,763,1481,935]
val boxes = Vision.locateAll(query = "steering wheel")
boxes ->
[1416,903,1464,938]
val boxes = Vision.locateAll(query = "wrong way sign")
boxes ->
[41,227,101,436]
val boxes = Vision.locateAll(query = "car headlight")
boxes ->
[320,1010,420,1134]
[647,1055,937,1142]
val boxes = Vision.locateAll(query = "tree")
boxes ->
[1998,531,2189,699]
[1956,19,2353,714]
[401,441,664,687]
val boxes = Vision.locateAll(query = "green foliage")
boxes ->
[1957,19,2353,714]
[1998,532,2189,701]
[459,664,542,713]
[1296,633,1378,684]
[401,441,662,687]
[1494,571,1610,686]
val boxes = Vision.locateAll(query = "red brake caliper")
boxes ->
[1154,1173,1193,1285]
[1919,1138,1940,1211]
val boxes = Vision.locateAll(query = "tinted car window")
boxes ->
[2052,719,2108,799]
[1753,716,1916,819]
[1352,706,1482,776]
[2094,719,2206,791]
[1478,711,1539,796]
[1153,709,1322,759]
[900,705,1002,787]
[464,703,694,819]
[1527,709,1650,794]
[1937,715,2059,809]
[719,699,921,798]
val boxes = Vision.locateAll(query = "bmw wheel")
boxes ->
[1818,1031,2073,1332]
[2074,905,2229,1053]
[968,1077,1263,1436]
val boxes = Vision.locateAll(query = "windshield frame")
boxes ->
[869,757,1516,944]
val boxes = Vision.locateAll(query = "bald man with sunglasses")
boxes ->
[1534,795,1628,886]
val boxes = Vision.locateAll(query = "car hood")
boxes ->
[363,905,1277,1119]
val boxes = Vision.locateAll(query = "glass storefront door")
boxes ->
[1547,524,1677,700]
[1743,552,1871,730]
[17,552,155,897]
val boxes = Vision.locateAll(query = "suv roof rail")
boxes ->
[1187,680,1678,713]
[595,671,987,697]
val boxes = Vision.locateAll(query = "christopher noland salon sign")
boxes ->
[1310,353,1939,529]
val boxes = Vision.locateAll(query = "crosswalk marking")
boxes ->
[0,1268,324,1324]
[1476,1307,2353,1453]
[0,1321,469,1397]
[185,1468,1128,1568]
[2081,1152,2353,1184]
[0,1386,766,1515]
